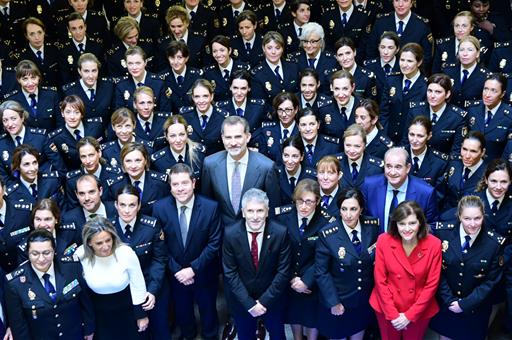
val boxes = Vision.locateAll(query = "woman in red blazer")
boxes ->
[369,201,442,340]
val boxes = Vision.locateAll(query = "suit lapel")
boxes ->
[242,152,262,193]
[27,266,53,304]
[390,238,415,276]
[185,198,201,248]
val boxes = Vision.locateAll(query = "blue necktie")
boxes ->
[134,180,142,200]
[283,128,289,140]
[351,162,358,181]
[460,167,470,188]
[144,121,151,135]
[308,58,316,68]
[74,129,82,141]
[235,107,244,117]
[412,156,419,174]
[306,144,314,166]
[342,12,347,26]
[298,27,302,37]
[223,69,230,82]
[137,82,144,87]
[340,106,347,124]
[36,50,43,64]
[43,273,56,302]
[274,66,282,81]
[201,115,208,130]
[245,42,251,51]
[461,235,471,253]
[485,110,493,127]
[78,43,84,53]
[275,8,281,19]
[397,20,404,36]
[403,79,412,93]
[289,176,296,190]
[383,63,391,75]
[491,200,499,214]
[351,230,362,254]
[461,69,469,85]
[233,10,239,17]
[389,189,399,222]
[321,195,330,208]
[29,94,37,116]
[30,183,37,198]
[124,224,132,239]
[15,136,22,146]
[89,88,95,101]
[299,217,307,237]
[431,113,438,124]
[177,75,184,86]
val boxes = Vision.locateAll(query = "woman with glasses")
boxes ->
[276,178,329,340]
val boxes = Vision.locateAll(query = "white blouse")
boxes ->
[76,244,147,305]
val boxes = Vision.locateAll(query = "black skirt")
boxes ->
[285,288,319,328]
[429,303,492,340]
[316,299,375,338]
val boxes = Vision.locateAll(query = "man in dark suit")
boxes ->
[362,147,438,233]
[201,116,281,226]
[223,188,291,340]
[153,163,221,340]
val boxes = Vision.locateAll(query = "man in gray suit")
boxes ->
[201,116,281,227]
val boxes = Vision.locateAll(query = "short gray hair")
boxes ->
[301,22,325,51]
[221,115,250,134]
[384,147,410,166]
[241,188,269,210]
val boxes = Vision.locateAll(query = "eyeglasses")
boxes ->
[277,108,295,115]
[296,199,317,207]
[301,38,321,45]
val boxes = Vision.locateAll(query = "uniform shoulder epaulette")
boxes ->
[5,183,19,195]
[14,203,32,211]
[62,81,77,92]
[191,30,204,38]
[320,224,339,237]
[60,255,79,263]
[150,171,168,182]
[504,107,511,116]
[101,140,116,150]
[41,171,59,178]
[378,134,393,147]
[107,45,120,56]
[320,209,336,223]
[335,153,344,162]
[434,221,455,230]
[66,169,82,179]
[444,63,457,69]
[304,168,317,177]
[106,174,125,186]
[278,21,292,30]
[189,68,203,76]
[480,67,490,75]
[194,143,206,153]
[388,71,402,77]
[362,216,379,226]
[41,86,57,92]
[151,149,167,161]
[202,64,216,72]
[409,101,426,109]
[18,241,27,253]
[494,41,510,49]
[155,111,171,118]
[214,106,230,117]
[48,128,63,139]
[249,98,266,106]
[317,98,333,108]
[140,139,154,148]
[261,121,277,128]
[86,117,102,124]
[368,156,384,167]
[436,37,451,45]
[466,99,482,107]
[414,13,429,24]
[3,89,19,99]
[321,135,339,144]
[251,65,264,75]
[60,222,77,230]
[486,230,506,245]
[363,58,378,66]
[105,166,122,174]
[143,12,158,19]
[274,204,293,215]
[376,12,391,19]
[28,127,46,135]
[215,99,230,107]
[179,106,194,114]
[6,267,25,281]
[432,149,449,161]
[140,216,157,227]
[359,67,374,78]
[89,9,105,16]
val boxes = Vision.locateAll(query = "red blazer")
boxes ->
[369,233,442,322]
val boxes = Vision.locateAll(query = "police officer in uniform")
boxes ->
[229,10,264,68]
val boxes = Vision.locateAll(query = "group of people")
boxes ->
[0,0,511,339]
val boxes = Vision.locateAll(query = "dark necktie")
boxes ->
[321,194,330,208]
[351,162,358,181]
[134,180,142,199]
[351,230,362,254]
[305,102,312,108]
[144,121,151,135]
[460,167,471,188]
[283,128,289,140]
[236,107,244,117]
[491,200,499,214]
[461,235,471,253]
[250,231,260,270]
[89,88,95,101]
[342,12,347,26]
[289,176,296,190]
[299,217,307,237]
[234,10,239,17]
[74,129,82,141]
[298,27,302,37]
[177,75,184,86]
[190,11,196,20]
[431,113,438,124]
[461,69,469,85]
[78,43,85,53]
[29,93,37,116]
[231,162,241,213]
[389,189,399,221]
[179,206,188,246]
[223,69,230,82]
[306,144,314,166]
[30,183,37,198]
[403,79,412,93]
[245,42,251,51]
[36,50,43,64]
[200,115,208,130]
[2,7,8,17]
[125,224,132,239]
[42,273,56,301]
[397,20,404,36]
[275,8,281,19]
[137,82,144,87]
[340,106,347,124]
[485,110,493,127]
[383,63,391,75]
[15,136,22,146]
[412,156,420,174]
[178,155,184,163]
[308,58,316,68]
[274,66,282,81]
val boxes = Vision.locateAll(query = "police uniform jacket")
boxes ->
[297,93,330,115]
[58,39,105,85]
[230,33,264,68]
[202,60,250,102]
[48,118,105,171]
[218,3,257,37]
[150,144,205,180]
[130,111,170,150]
[160,67,202,115]
[111,215,167,295]
[0,201,32,272]
[0,67,18,99]
[366,12,433,71]
[133,13,161,60]
[153,194,222,285]
[348,65,378,100]
[318,96,359,138]
[467,101,512,160]
[277,166,316,205]
[476,191,512,241]
[63,166,123,210]
[188,3,217,41]
[256,2,293,33]
[0,128,67,180]
[215,98,269,133]
[316,216,379,309]
[405,146,449,190]
[156,32,206,71]
[27,0,69,43]
[180,105,228,156]
[439,159,486,210]
[10,43,61,87]
[277,22,301,55]
[380,73,427,144]
[406,101,467,157]
[0,0,28,50]
[81,9,110,45]
[443,63,490,108]
[301,135,341,169]
[113,73,171,112]
[338,152,384,190]
[5,172,63,207]
[105,43,129,78]
[489,41,512,74]
[62,78,115,126]
[250,59,299,101]
[5,258,95,340]
[366,129,393,160]
[254,121,300,164]
[292,50,338,95]
[5,87,60,131]
[363,57,401,103]
[102,138,154,169]
[320,187,343,218]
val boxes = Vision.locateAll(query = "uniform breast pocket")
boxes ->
[62,280,82,301]
[135,242,152,256]
[440,130,455,141]
[471,259,490,279]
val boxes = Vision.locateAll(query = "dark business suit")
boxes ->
[361,174,439,232]
[201,150,281,227]
[5,258,95,340]
[223,220,291,340]
[153,195,221,340]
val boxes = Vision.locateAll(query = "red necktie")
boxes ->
[250,232,260,270]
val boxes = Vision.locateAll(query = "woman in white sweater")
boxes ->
[76,216,149,339]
